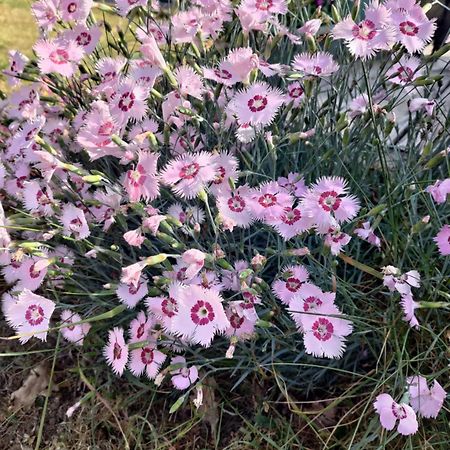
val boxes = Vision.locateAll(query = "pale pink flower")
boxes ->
[124,151,159,202]
[181,249,206,280]
[270,205,315,240]
[333,2,396,59]
[225,306,256,339]
[171,285,230,347]
[240,0,288,17]
[143,214,166,236]
[167,203,205,230]
[63,24,101,55]
[426,179,450,204]
[96,56,127,94]
[400,293,420,328]
[128,61,161,89]
[60,310,91,345]
[31,0,59,30]
[383,267,421,296]
[286,82,305,108]
[5,289,55,343]
[121,260,149,288]
[301,305,353,358]
[110,80,149,125]
[298,19,322,36]
[409,97,435,116]
[288,283,336,329]
[300,176,361,233]
[209,152,239,196]
[140,33,167,69]
[374,393,418,435]
[129,345,166,379]
[104,327,129,376]
[203,48,258,86]
[235,3,267,33]
[116,0,146,16]
[128,311,153,343]
[390,5,436,54]
[170,356,198,390]
[386,56,423,85]
[355,221,381,247]
[123,228,145,248]
[349,91,386,118]
[16,256,49,292]
[292,52,339,77]
[407,376,447,419]
[272,265,310,305]
[60,0,93,22]
[23,181,55,216]
[250,181,293,222]
[3,50,29,86]
[174,65,204,99]
[278,173,307,197]
[117,276,148,308]
[217,185,255,230]
[324,228,352,255]
[434,225,450,256]
[60,204,90,239]
[160,152,216,199]
[221,260,251,292]
[34,38,84,77]
[190,270,224,292]
[229,82,285,126]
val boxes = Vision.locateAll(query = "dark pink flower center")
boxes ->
[258,193,277,208]
[318,191,341,212]
[230,313,244,329]
[179,162,200,180]
[285,277,301,292]
[25,304,44,326]
[213,166,226,184]
[128,281,143,295]
[312,317,334,341]
[398,67,414,83]
[67,2,77,13]
[391,402,408,419]
[98,121,113,136]
[140,347,154,364]
[303,296,323,312]
[289,86,304,98]
[190,300,215,325]
[76,32,92,47]
[127,164,146,186]
[228,195,245,212]
[255,0,273,11]
[400,21,418,36]
[214,68,232,80]
[29,263,41,279]
[118,91,135,112]
[248,94,268,112]
[313,66,322,75]
[113,342,122,360]
[281,207,301,225]
[161,297,178,317]
[49,49,69,65]
[176,267,187,281]
[136,323,145,338]
[352,20,377,41]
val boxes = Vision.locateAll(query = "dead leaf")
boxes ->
[197,377,219,440]
[10,363,50,410]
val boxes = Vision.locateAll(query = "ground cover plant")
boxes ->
[0,0,449,448]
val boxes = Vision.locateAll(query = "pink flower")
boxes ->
[116,0,146,16]
[59,0,93,22]
[390,4,436,54]
[110,80,149,126]
[434,224,450,256]
[60,204,90,239]
[278,173,307,197]
[239,0,288,18]
[129,345,166,379]
[272,265,310,305]
[170,356,198,390]
[400,293,419,328]
[301,305,353,358]
[225,306,256,339]
[140,33,167,69]
[124,151,159,202]
[374,393,418,435]
[203,47,258,86]
[292,52,339,77]
[300,176,361,233]
[289,283,336,329]
[4,50,29,86]
[286,82,305,108]
[270,205,315,240]
[31,0,59,30]
[250,182,293,222]
[123,228,145,248]
[60,310,91,345]
[349,92,386,118]
[104,327,129,376]
[209,152,239,196]
[298,19,322,36]
[171,285,229,347]
[167,203,205,230]
[174,65,204,99]
[333,2,395,59]
[143,214,166,236]
[16,256,49,292]
[407,376,446,419]
[355,222,381,247]
[426,179,450,204]
[228,82,285,126]
[116,276,148,308]
[181,249,206,280]
[95,56,127,93]
[324,228,352,255]
[128,311,154,343]
[409,97,435,116]
[386,56,423,85]
[5,289,55,343]
[216,185,255,230]
[160,152,216,199]
[63,24,101,55]
[34,38,84,77]
[383,267,421,296]
[23,181,55,216]
[121,260,149,288]
[221,260,251,292]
